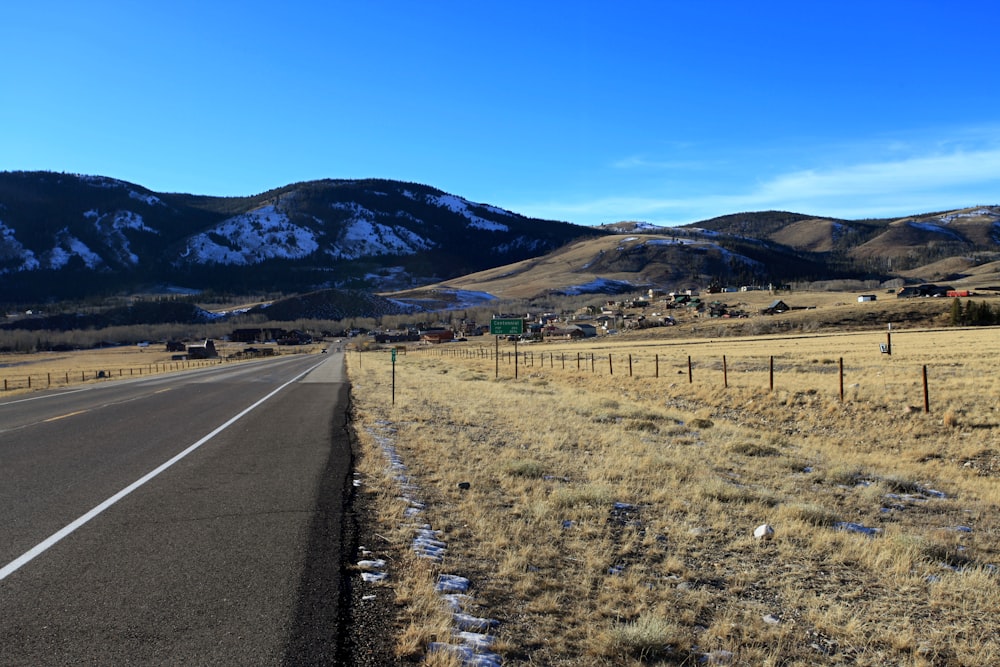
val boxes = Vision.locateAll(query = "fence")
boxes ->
[2,356,229,393]
[426,344,938,412]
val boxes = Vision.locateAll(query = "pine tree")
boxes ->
[950,297,963,326]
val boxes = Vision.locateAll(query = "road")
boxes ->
[0,352,354,665]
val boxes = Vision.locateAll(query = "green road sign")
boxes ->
[490,318,525,336]
[391,348,397,362]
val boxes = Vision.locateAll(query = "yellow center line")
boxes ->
[43,409,89,422]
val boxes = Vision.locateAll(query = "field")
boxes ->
[0,342,315,394]
[347,325,1000,666]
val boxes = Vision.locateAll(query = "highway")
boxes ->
[0,352,354,665]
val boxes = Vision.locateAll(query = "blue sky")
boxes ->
[2,1,998,226]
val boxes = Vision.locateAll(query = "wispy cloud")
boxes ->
[516,144,1000,225]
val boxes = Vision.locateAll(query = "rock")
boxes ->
[753,524,775,540]
[458,481,471,490]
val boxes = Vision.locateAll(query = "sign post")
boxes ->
[391,347,397,404]
[490,318,525,378]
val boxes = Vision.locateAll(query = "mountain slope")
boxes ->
[0,172,603,302]
[400,207,1000,302]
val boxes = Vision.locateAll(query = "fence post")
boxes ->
[628,354,633,377]
[923,365,930,413]
[655,354,659,378]
[609,353,613,375]
[687,355,692,384]
[723,355,728,389]
[839,357,844,402]
[769,356,774,391]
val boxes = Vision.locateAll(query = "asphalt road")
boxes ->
[0,352,355,665]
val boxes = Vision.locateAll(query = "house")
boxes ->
[762,300,790,315]
[543,325,587,341]
[165,340,186,352]
[420,329,454,344]
[857,294,877,302]
[187,339,218,359]
[897,284,953,298]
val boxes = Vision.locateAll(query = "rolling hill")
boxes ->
[2,169,998,322]
[0,171,602,303]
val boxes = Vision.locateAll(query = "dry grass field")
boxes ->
[348,326,1000,666]
[0,342,314,394]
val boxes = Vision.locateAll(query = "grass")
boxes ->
[0,342,320,394]
[348,325,1000,665]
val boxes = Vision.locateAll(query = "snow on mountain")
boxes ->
[426,194,510,231]
[86,209,159,265]
[46,229,103,269]
[79,174,164,207]
[327,202,435,259]
[939,208,999,224]
[906,221,965,241]
[0,221,41,273]
[558,278,639,295]
[178,205,319,266]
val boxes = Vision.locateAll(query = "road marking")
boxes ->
[0,357,328,582]
[43,410,89,422]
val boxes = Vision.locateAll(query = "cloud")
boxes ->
[516,145,1000,225]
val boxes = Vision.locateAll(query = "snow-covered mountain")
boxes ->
[0,172,601,301]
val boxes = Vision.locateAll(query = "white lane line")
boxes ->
[0,357,328,582]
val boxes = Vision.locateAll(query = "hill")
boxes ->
[399,207,1000,302]
[0,171,603,303]
[3,170,999,320]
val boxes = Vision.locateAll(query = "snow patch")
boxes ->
[907,222,965,241]
[326,202,436,259]
[427,194,509,231]
[0,221,41,273]
[43,229,103,270]
[179,205,319,266]
[645,238,696,246]
[90,209,159,265]
[939,209,998,224]
[558,278,637,295]
[128,190,164,206]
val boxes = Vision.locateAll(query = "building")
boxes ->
[762,300,790,315]
[186,339,218,359]
[420,329,454,344]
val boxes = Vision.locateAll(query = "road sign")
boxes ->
[490,318,525,336]
[391,348,397,362]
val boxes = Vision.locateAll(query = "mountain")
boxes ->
[0,171,603,303]
[404,207,1000,301]
[2,170,998,316]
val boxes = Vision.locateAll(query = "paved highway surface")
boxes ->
[0,352,356,665]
